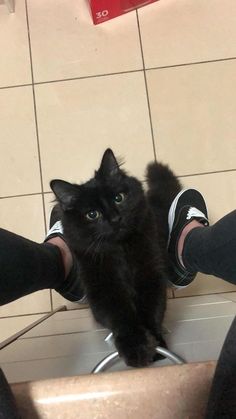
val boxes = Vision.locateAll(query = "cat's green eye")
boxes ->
[114,192,125,205]
[86,210,100,221]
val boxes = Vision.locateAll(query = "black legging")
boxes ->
[205,316,236,418]
[0,228,65,306]
[183,210,236,284]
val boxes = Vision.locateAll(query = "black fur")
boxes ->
[50,149,181,367]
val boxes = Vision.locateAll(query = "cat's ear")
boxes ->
[50,180,78,211]
[98,148,120,178]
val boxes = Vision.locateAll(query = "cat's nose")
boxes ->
[110,215,121,226]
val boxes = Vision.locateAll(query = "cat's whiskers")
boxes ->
[83,233,100,256]
[83,232,105,263]
[92,234,105,263]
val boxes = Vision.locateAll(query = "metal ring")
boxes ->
[92,347,185,374]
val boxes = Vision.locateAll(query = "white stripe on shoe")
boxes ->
[186,207,206,220]
[47,220,64,237]
[168,189,189,243]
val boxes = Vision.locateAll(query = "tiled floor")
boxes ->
[1,294,236,383]
[0,0,236,380]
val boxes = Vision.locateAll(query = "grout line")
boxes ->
[0,83,32,90]
[0,311,50,320]
[136,10,156,160]
[24,2,34,84]
[178,168,236,179]
[21,328,106,340]
[34,69,144,86]
[0,307,83,320]
[1,56,236,92]
[25,0,47,235]
[43,191,53,195]
[146,56,236,72]
[0,350,110,365]
[0,192,42,200]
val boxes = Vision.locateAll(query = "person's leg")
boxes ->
[168,188,236,286]
[183,210,236,285]
[205,316,236,419]
[0,207,85,306]
[0,228,66,305]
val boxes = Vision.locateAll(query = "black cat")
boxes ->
[50,149,181,367]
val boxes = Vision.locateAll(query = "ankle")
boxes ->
[178,220,204,267]
[47,237,73,278]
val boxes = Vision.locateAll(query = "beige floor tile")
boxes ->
[0,330,109,363]
[35,73,155,191]
[27,0,142,83]
[220,292,236,303]
[0,314,42,342]
[138,0,236,68]
[174,274,236,298]
[54,308,91,320]
[221,291,236,302]
[23,312,102,339]
[0,0,31,87]
[1,295,233,382]
[170,339,225,364]
[0,291,51,317]
[166,299,236,323]
[0,194,45,241]
[0,86,41,197]
[169,294,229,307]
[1,352,112,383]
[0,355,96,383]
[174,171,236,297]
[147,61,236,176]
[167,315,234,345]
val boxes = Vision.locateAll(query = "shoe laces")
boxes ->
[186,207,206,220]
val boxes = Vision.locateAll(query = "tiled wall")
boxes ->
[0,0,236,320]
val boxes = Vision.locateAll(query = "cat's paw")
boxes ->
[115,331,157,368]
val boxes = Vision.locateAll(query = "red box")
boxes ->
[89,0,158,25]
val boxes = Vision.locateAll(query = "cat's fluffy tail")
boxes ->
[146,161,182,244]
[146,162,181,203]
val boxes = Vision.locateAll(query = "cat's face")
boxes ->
[50,149,146,254]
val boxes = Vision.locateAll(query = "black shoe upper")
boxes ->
[168,189,209,287]
[45,205,86,303]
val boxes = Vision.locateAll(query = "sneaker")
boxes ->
[168,189,209,288]
[45,205,86,303]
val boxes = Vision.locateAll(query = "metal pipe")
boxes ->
[92,347,185,373]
